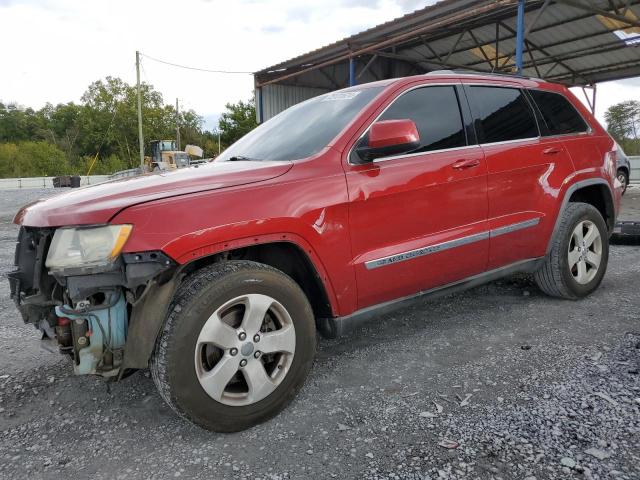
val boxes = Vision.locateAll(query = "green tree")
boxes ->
[0,103,47,143]
[0,76,222,177]
[605,100,640,154]
[78,76,173,167]
[38,102,82,163]
[217,98,257,147]
[0,141,69,177]
[0,142,18,177]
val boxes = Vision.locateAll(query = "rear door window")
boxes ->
[352,85,466,162]
[528,90,589,136]
[467,86,539,143]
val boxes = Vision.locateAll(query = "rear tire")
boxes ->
[534,202,608,299]
[150,261,316,432]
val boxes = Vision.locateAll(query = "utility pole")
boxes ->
[136,51,145,170]
[175,98,181,150]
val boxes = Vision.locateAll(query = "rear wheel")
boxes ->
[534,202,609,299]
[150,261,316,432]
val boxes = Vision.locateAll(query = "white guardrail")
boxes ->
[0,175,111,190]
[630,156,640,183]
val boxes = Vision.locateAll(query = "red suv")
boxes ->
[10,72,622,431]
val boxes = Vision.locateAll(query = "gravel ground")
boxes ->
[0,187,639,480]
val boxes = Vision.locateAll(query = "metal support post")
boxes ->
[349,57,356,86]
[515,0,526,73]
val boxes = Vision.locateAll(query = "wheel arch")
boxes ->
[184,240,335,320]
[122,238,336,372]
[546,178,615,254]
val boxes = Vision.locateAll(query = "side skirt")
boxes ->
[317,257,545,338]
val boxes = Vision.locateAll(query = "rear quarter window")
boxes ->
[528,89,589,136]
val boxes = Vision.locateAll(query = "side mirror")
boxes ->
[356,119,420,162]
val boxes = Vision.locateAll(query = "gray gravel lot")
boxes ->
[0,187,639,480]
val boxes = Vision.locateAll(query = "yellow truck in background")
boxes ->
[144,140,204,171]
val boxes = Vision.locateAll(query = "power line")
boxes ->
[140,52,253,75]
[140,61,149,83]
[86,100,119,175]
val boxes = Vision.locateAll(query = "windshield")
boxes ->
[218,86,384,161]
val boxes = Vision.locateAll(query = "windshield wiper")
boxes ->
[227,155,260,161]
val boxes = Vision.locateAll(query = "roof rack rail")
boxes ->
[426,69,544,82]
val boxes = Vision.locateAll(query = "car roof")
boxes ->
[342,71,564,93]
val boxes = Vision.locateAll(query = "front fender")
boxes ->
[168,231,341,316]
[110,167,356,316]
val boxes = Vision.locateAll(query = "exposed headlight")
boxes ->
[45,225,133,270]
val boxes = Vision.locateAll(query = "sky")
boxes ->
[1,0,638,129]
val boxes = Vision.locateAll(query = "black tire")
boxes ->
[534,202,609,299]
[150,261,316,432]
[617,169,629,196]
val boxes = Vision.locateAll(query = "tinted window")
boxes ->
[353,86,466,161]
[380,86,466,153]
[468,86,538,143]
[218,86,383,162]
[529,90,589,135]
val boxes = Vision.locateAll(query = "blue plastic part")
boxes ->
[55,291,128,376]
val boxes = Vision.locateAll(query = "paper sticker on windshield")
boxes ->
[321,91,361,102]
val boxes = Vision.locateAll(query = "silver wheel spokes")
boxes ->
[617,173,626,188]
[194,294,296,406]
[568,220,602,285]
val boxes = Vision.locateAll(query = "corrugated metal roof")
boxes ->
[255,0,481,74]
[255,0,640,87]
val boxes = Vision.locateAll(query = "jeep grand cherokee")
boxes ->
[10,72,622,431]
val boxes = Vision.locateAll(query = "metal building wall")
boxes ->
[255,84,330,122]
[255,48,422,122]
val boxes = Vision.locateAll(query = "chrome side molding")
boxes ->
[365,231,489,270]
[364,218,541,270]
[489,218,540,238]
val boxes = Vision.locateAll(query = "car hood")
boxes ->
[15,160,293,227]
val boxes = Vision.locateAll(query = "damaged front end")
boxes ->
[8,225,178,378]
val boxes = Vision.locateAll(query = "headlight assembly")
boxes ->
[45,225,132,270]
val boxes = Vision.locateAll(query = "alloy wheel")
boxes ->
[617,172,627,191]
[568,220,602,285]
[194,294,296,406]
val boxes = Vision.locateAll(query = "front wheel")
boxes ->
[150,261,316,432]
[534,202,609,299]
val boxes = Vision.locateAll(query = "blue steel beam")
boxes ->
[515,0,525,73]
[349,57,356,86]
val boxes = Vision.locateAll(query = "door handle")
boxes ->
[452,158,481,169]
[543,147,561,155]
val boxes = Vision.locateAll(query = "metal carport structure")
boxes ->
[253,0,640,122]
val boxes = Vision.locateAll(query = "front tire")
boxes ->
[534,202,609,299]
[150,261,316,432]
